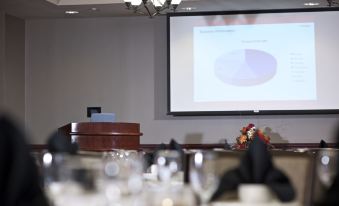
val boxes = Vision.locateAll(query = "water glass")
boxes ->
[189,151,219,205]
[101,150,144,203]
[42,152,106,206]
[316,149,338,188]
[155,150,182,183]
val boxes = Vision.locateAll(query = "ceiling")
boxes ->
[0,0,335,19]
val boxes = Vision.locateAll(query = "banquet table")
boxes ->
[211,201,301,206]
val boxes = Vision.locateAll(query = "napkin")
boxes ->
[211,137,295,202]
[47,131,78,154]
[0,115,49,206]
[168,139,185,157]
[319,139,328,148]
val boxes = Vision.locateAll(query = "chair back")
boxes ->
[271,150,315,206]
[202,149,315,205]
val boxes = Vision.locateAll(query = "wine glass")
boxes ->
[189,151,219,206]
[101,150,144,203]
[155,150,182,184]
[42,152,106,206]
[42,152,68,203]
[316,149,338,188]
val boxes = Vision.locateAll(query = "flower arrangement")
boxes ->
[234,123,272,149]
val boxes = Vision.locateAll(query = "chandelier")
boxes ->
[123,0,182,17]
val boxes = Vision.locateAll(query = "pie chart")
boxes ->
[214,49,277,86]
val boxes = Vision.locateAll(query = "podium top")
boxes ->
[59,122,143,136]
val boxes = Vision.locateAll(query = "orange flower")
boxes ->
[234,124,272,149]
[238,135,248,144]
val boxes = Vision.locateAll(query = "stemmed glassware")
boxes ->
[148,150,196,205]
[101,150,144,204]
[43,150,145,206]
[155,150,182,184]
[42,152,106,206]
[189,151,219,206]
[316,149,338,188]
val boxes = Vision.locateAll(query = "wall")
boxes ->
[25,16,339,144]
[4,14,25,123]
[0,13,25,126]
[0,11,5,108]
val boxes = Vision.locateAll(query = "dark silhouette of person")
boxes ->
[0,115,49,206]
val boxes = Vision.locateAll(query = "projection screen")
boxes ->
[168,8,339,115]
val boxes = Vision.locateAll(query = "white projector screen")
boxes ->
[168,8,339,115]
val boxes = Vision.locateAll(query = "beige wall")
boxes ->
[25,16,339,144]
[4,14,25,123]
[0,13,25,126]
[0,11,5,107]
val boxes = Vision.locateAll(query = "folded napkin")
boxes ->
[168,139,185,156]
[47,131,78,154]
[211,137,295,202]
[0,115,49,206]
[319,139,328,148]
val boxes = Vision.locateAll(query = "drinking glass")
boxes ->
[189,151,219,206]
[155,150,182,183]
[42,152,106,206]
[101,150,144,204]
[316,149,338,188]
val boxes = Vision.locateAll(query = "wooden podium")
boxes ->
[58,122,142,151]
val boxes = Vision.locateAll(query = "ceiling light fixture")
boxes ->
[304,2,320,6]
[65,10,79,14]
[123,0,182,18]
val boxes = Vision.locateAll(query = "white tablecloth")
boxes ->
[212,201,301,206]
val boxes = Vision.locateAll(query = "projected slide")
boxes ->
[215,49,277,86]
[193,22,316,102]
